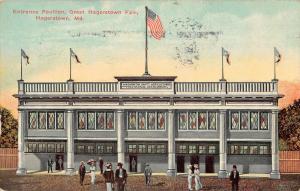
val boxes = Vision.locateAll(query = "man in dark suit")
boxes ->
[229,165,240,191]
[79,161,86,186]
[47,156,53,173]
[115,162,128,191]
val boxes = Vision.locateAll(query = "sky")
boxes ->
[0,0,300,117]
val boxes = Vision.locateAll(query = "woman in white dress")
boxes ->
[194,164,203,191]
[90,161,96,184]
[188,164,193,191]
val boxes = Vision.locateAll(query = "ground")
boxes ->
[0,170,300,191]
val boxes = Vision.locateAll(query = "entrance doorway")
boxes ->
[190,155,199,173]
[205,156,214,173]
[129,155,137,172]
[55,154,64,171]
[176,156,185,173]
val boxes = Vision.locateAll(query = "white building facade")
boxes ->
[14,76,282,179]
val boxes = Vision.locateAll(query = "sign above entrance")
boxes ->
[120,82,172,90]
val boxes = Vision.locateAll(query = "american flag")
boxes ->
[70,48,81,63]
[223,48,231,65]
[147,8,164,40]
[274,47,281,64]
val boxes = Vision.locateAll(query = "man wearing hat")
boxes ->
[103,163,114,191]
[229,164,240,191]
[144,163,152,186]
[115,162,128,191]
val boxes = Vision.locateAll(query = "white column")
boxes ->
[117,110,125,165]
[167,110,176,176]
[66,110,75,175]
[270,110,280,179]
[16,110,27,175]
[218,109,227,178]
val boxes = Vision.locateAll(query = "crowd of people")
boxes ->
[78,157,153,191]
[188,164,240,191]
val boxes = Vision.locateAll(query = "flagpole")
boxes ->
[144,6,149,76]
[273,47,276,80]
[20,49,23,80]
[69,48,72,80]
[221,47,224,80]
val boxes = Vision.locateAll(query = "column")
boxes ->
[66,110,75,175]
[16,110,27,175]
[117,110,125,165]
[218,109,227,178]
[167,110,176,176]
[270,110,280,179]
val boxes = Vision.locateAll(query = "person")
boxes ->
[144,163,152,186]
[194,164,203,191]
[90,161,96,185]
[115,162,128,191]
[99,157,104,174]
[187,164,193,191]
[229,165,240,191]
[131,158,137,172]
[47,156,53,173]
[79,161,86,186]
[103,163,114,191]
[58,156,63,170]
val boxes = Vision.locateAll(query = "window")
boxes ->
[29,112,38,129]
[230,145,239,154]
[239,146,249,154]
[188,145,197,154]
[157,112,166,130]
[156,145,166,153]
[56,143,65,153]
[250,112,259,130]
[87,145,95,154]
[138,144,147,153]
[178,145,187,154]
[198,112,207,130]
[27,143,37,152]
[97,145,105,153]
[38,143,46,153]
[47,143,55,153]
[76,145,85,154]
[56,112,64,129]
[96,112,106,129]
[241,112,249,130]
[260,113,269,130]
[138,112,146,130]
[47,112,55,129]
[198,145,206,154]
[148,145,156,153]
[78,111,114,130]
[188,112,197,130]
[128,112,137,130]
[87,112,95,130]
[128,144,137,153]
[106,112,114,130]
[231,112,239,130]
[128,111,166,130]
[179,112,188,130]
[106,145,113,153]
[78,112,86,129]
[147,112,156,130]
[208,113,217,130]
[259,145,269,154]
[208,145,216,154]
[38,112,47,129]
[249,146,258,154]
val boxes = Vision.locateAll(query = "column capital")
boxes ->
[116,109,125,113]
[219,109,227,114]
[168,109,175,113]
[66,110,74,113]
[271,109,279,114]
